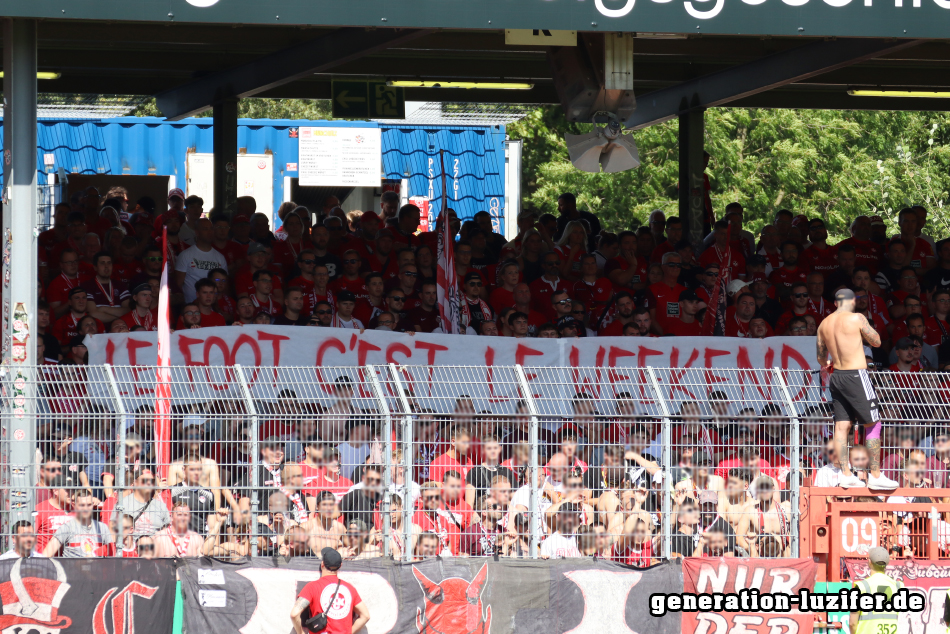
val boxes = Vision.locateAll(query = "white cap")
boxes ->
[727,279,749,295]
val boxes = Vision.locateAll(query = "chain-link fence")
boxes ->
[1,363,947,563]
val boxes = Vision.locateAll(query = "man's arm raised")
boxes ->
[857,314,882,348]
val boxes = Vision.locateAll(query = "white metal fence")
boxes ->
[1,363,943,563]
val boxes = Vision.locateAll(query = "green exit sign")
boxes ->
[331,80,405,120]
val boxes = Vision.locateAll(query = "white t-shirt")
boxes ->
[540,532,581,558]
[175,244,228,303]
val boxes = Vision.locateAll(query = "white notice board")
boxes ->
[298,127,382,187]
[186,153,275,223]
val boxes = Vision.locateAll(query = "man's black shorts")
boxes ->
[829,368,881,425]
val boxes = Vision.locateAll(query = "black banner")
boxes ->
[180,556,682,634]
[0,557,177,634]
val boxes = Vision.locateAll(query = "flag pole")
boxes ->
[155,226,172,495]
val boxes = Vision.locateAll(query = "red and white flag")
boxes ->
[155,227,172,485]
[436,150,461,334]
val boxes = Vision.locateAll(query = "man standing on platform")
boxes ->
[816,289,898,490]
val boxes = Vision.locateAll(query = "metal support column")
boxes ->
[234,365,260,553]
[646,367,673,558]
[365,365,392,557]
[388,364,415,562]
[213,98,238,218]
[678,108,706,250]
[104,364,128,555]
[773,367,801,557]
[514,364,541,558]
[3,18,39,528]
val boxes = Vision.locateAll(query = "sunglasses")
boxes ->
[388,296,405,302]
[792,293,808,298]
[402,272,419,278]
[423,494,440,501]
[366,477,382,484]
[572,309,585,315]
[555,299,572,305]
[137,544,155,552]
[144,256,162,262]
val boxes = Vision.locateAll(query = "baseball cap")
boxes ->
[835,288,856,302]
[868,546,890,566]
[360,210,380,223]
[746,255,767,268]
[132,283,151,296]
[67,286,87,299]
[321,547,343,570]
[247,242,268,256]
[464,272,482,284]
[336,290,356,303]
[679,289,699,302]
[727,279,749,295]
[698,490,718,506]
[557,316,578,330]
[749,274,770,285]
[167,188,185,201]
[68,335,87,348]
[869,215,886,227]
[895,337,914,350]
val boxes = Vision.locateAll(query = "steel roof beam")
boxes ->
[626,38,925,130]
[155,27,431,120]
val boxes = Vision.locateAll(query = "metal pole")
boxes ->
[646,367,673,559]
[678,109,707,250]
[104,364,128,556]
[3,18,39,530]
[234,365,259,554]
[213,98,239,218]
[388,363,414,562]
[773,367,801,557]
[514,364,541,559]
[365,365,392,557]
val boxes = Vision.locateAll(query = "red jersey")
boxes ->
[82,278,130,308]
[271,238,313,279]
[176,310,227,329]
[714,457,775,481]
[52,312,104,346]
[428,452,474,485]
[774,309,818,335]
[305,472,354,502]
[112,257,143,286]
[353,298,385,326]
[121,308,159,331]
[329,275,368,301]
[413,508,460,555]
[604,257,649,294]
[896,236,934,270]
[664,318,702,337]
[724,312,753,338]
[213,240,248,268]
[808,296,834,319]
[838,238,883,275]
[46,273,90,306]
[297,577,362,634]
[443,496,474,530]
[757,248,783,273]
[699,245,746,282]
[572,277,614,309]
[925,315,950,347]
[801,244,838,273]
[488,287,515,313]
[646,282,687,334]
[768,266,808,293]
[555,245,585,276]
[529,276,566,319]
[234,265,284,298]
[35,500,74,551]
[650,241,676,264]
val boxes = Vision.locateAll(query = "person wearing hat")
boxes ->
[291,547,370,634]
[174,217,228,304]
[664,289,706,336]
[460,271,493,333]
[557,315,579,338]
[331,290,363,329]
[234,241,284,303]
[60,335,89,365]
[850,546,904,634]
[120,282,158,331]
[888,336,922,375]
[817,288,898,490]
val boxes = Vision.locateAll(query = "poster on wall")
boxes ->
[298,127,382,187]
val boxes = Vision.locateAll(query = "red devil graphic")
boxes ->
[412,564,491,634]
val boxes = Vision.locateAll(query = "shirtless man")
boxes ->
[304,491,345,551]
[155,503,204,557]
[816,288,898,489]
[719,468,754,529]
[737,476,792,557]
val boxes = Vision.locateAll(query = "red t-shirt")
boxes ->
[47,273,90,306]
[838,238,883,275]
[306,473,354,502]
[801,244,838,273]
[428,452,474,485]
[774,309,819,335]
[35,500,74,551]
[572,278,614,309]
[297,577,362,634]
[52,312,104,346]
[664,317,702,337]
[925,315,950,347]
[175,310,227,329]
[121,308,159,331]
[698,246,746,282]
[234,265,284,298]
[768,266,809,293]
[714,457,775,481]
[407,306,442,333]
[604,257,649,294]
[555,245,586,276]
[528,276,566,320]
[112,257,144,286]
[646,282,687,334]
[898,236,934,270]
[329,275,368,301]
[354,299,385,326]
[489,287,515,313]
[214,240,248,267]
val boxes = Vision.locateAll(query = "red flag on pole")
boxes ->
[700,220,732,337]
[155,227,172,487]
[436,150,461,334]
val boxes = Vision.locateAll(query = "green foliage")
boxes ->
[507,107,950,243]
[132,98,333,120]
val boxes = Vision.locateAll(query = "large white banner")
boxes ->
[83,327,824,413]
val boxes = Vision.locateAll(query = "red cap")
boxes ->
[361,210,380,222]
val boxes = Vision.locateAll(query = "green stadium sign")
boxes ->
[5,0,949,38]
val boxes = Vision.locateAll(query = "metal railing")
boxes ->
[1,363,947,563]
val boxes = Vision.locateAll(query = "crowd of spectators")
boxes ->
[17,183,950,561]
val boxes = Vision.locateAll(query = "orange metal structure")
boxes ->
[799,486,950,582]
